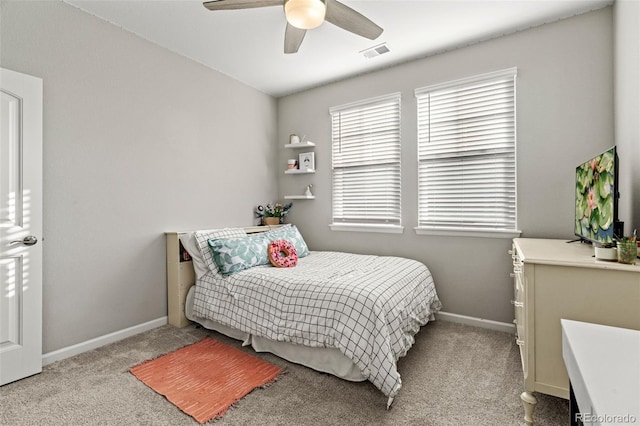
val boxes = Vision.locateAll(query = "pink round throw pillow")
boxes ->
[268,239,298,268]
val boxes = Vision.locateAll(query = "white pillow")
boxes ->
[179,228,247,279]
[193,228,247,276]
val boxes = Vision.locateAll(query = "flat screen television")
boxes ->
[574,146,620,245]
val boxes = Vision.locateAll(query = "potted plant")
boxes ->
[616,230,637,265]
[255,202,292,226]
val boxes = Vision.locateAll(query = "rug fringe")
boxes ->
[259,367,288,389]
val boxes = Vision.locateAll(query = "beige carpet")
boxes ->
[0,321,568,425]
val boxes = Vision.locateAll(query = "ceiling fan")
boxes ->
[202,0,383,54]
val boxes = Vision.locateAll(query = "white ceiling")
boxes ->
[64,0,612,97]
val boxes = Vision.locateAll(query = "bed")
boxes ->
[166,225,441,407]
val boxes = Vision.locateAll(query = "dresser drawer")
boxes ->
[514,299,525,340]
[511,248,525,336]
[513,280,525,368]
[510,244,527,376]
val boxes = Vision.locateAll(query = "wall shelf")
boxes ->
[284,169,315,174]
[284,141,315,149]
[284,137,316,198]
[284,195,315,200]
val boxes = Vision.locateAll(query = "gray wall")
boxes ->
[278,8,615,324]
[0,1,625,352]
[614,0,640,234]
[1,1,278,352]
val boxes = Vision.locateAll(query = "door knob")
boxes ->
[9,235,38,246]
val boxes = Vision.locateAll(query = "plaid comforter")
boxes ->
[193,251,441,401]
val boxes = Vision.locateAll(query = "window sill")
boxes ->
[414,227,522,239]
[330,223,404,234]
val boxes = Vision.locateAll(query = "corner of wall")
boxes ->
[613,0,640,234]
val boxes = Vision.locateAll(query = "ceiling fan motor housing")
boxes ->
[284,0,327,30]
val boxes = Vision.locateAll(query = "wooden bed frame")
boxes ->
[165,226,281,328]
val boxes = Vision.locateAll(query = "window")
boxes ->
[329,93,402,233]
[415,68,519,237]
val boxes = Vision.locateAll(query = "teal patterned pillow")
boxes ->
[208,233,270,275]
[266,225,309,257]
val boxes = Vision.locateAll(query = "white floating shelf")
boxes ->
[284,195,315,200]
[284,141,316,148]
[284,169,315,174]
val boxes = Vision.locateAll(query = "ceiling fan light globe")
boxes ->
[284,0,326,30]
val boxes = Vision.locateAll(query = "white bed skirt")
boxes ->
[185,286,366,382]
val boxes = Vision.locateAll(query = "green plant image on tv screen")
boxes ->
[575,148,615,244]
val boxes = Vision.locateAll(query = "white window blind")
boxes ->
[415,68,517,233]
[330,93,401,226]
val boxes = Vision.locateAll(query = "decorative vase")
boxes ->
[263,217,280,226]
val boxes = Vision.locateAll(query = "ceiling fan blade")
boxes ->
[324,0,383,40]
[284,23,307,54]
[203,0,282,11]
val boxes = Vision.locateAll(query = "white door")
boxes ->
[0,68,43,385]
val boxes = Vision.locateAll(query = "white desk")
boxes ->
[561,319,640,426]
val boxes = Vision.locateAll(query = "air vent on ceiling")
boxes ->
[360,43,390,59]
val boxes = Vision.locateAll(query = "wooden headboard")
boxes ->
[165,225,281,328]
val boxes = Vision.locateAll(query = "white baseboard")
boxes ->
[436,311,515,334]
[41,313,511,365]
[42,317,168,366]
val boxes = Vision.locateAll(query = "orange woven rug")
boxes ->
[130,337,283,424]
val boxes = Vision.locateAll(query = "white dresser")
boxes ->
[510,238,640,425]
